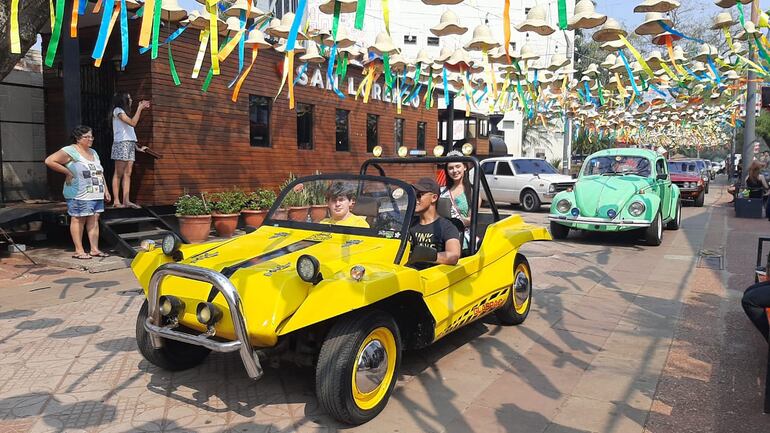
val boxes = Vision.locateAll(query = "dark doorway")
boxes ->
[80,64,116,181]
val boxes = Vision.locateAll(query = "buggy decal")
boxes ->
[437,287,509,339]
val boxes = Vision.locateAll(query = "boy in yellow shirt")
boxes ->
[320,182,370,228]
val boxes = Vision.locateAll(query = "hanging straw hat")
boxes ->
[319,0,357,14]
[723,70,740,81]
[388,53,407,72]
[516,5,555,36]
[414,49,432,65]
[593,18,627,42]
[488,47,511,64]
[645,50,665,68]
[430,10,468,37]
[634,0,680,13]
[569,0,608,30]
[340,44,362,61]
[635,12,673,36]
[737,21,760,40]
[559,63,578,76]
[711,12,734,30]
[601,39,626,51]
[224,0,264,19]
[299,42,325,63]
[323,27,355,48]
[610,56,626,73]
[694,43,718,62]
[435,45,455,63]
[547,53,569,71]
[188,8,227,30]
[422,0,463,5]
[223,16,244,34]
[465,24,500,51]
[160,0,188,22]
[244,29,272,49]
[518,44,539,61]
[444,48,472,71]
[369,32,398,55]
[714,0,737,8]
[691,61,707,73]
[308,28,331,44]
[268,13,307,40]
[584,63,600,77]
[274,39,306,54]
[651,31,682,45]
[601,53,617,69]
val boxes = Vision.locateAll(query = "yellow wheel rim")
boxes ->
[351,327,397,411]
[513,263,531,315]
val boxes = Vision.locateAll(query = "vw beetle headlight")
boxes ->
[628,201,646,217]
[162,233,181,255]
[297,254,322,283]
[556,199,571,213]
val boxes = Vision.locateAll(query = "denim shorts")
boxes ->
[66,199,105,217]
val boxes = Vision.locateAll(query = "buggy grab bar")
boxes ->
[146,263,263,380]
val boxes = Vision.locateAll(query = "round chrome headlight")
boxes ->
[684,182,692,189]
[297,254,321,283]
[628,201,646,217]
[162,233,181,255]
[350,265,366,281]
[556,199,571,213]
[196,302,223,326]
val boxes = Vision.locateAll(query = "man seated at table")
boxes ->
[408,177,461,270]
[319,182,369,228]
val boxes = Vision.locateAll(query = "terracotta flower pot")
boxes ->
[288,206,309,222]
[242,209,268,228]
[310,205,328,222]
[177,214,211,243]
[274,208,288,220]
[212,213,240,238]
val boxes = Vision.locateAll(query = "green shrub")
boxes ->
[175,194,210,216]
[280,173,309,207]
[304,171,328,205]
[244,189,277,210]
[208,189,248,214]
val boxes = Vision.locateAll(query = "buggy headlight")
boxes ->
[629,201,646,217]
[162,233,181,255]
[159,295,185,318]
[139,239,156,252]
[556,199,571,213]
[297,254,322,283]
[350,265,366,281]
[196,302,222,326]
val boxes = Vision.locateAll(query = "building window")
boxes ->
[510,41,517,51]
[427,36,439,46]
[366,114,379,153]
[403,35,417,45]
[524,7,531,15]
[275,0,298,19]
[296,103,313,150]
[249,95,270,147]
[417,121,426,150]
[394,118,405,152]
[465,118,477,139]
[479,119,488,138]
[336,109,349,151]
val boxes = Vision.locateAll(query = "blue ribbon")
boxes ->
[139,25,187,54]
[285,0,307,51]
[659,21,705,44]
[327,43,345,99]
[408,84,423,104]
[617,50,642,96]
[294,63,309,84]
[238,10,246,74]
[648,83,667,97]
[706,56,722,85]
[684,65,708,82]
[474,87,488,105]
[91,0,115,61]
[442,67,449,105]
[120,0,128,68]
[78,0,87,15]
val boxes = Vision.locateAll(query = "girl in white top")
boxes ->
[110,92,150,208]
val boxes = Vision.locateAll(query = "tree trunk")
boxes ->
[0,0,50,81]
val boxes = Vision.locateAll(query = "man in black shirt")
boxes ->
[409,177,461,269]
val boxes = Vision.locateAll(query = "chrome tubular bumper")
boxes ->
[146,263,263,380]
[548,215,650,227]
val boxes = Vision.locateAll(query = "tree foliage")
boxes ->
[0,0,48,81]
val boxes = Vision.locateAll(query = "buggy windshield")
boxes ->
[512,159,559,175]
[582,155,652,177]
[266,175,414,240]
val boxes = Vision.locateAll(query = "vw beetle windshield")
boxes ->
[582,156,652,177]
[267,176,412,239]
[513,159,559,174]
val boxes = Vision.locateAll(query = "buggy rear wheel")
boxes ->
[495,254,532,325]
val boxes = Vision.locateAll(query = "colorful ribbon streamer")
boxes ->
[92,0,115,63]
[120,0,129,68]
[618,35,654,78]
[192,29,209,78]
[503,0,511,61]
[285,0,306,51]
[44,0,66,67]
[10,0,21,53]
[355,0,366,30]
[382,0,390,34]
[94,4,120,67]
[150,0,162,59]
[659,22,705,44]
[139,0,155,48]
[168,45,180,86]
[327,43,346,99]
[232,46,259,102]
[208,1,219,75]
[70,0,80,38]
[557,0,568,30]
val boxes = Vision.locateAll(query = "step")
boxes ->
[104,216,160,226]
[119,229,171,241]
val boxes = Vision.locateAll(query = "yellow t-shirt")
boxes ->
[320,214,370,228]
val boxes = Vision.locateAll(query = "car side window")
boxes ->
[482,162,495,175]
[496,162,514,176]
[655,159,667,177]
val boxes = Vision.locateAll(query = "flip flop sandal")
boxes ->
[90,252,110,258]
[72,254,92,260]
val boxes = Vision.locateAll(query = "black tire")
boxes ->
[495,254,532,325]
[705,183,709,194]
[549,221,570,240]
[644,211,663,246]
[666,201,681,230]
[316,310,401,425]
[519,189,541,212]
[135,300,211,371]
[694,191,705,207]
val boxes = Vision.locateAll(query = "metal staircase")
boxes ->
[99,206,181,258]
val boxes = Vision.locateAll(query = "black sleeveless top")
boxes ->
[747,176,765,198]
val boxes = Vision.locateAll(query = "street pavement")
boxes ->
[0,178,767,433]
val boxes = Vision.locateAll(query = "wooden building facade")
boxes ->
[43,23,451,205]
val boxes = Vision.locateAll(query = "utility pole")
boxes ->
[561,30,573,175]
[742,4,760,185]
[731,124,737,180]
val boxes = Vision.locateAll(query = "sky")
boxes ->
[595,0,770,29]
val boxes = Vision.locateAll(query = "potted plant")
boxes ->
[242,189,276,228]
[305,171,328,222]
[174,194,211,243]
[208,189,247,238]
[281,173,310,222]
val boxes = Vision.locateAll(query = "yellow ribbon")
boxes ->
[618,35,654,78]
[218,30,245,62]
[10,0,21,53]
[49,0,55,31]
[208,1,220,76]
[276,53,290,102]
[723,27,736,53]
[396,77,402,115]
[232,45,259,102]
[288,52,295,109]
[192,29,210,78]
[139,0,155,48]
[615,72,627,99]
[363,68,376,103]
[381,0,390,34]
[659,62,679,81]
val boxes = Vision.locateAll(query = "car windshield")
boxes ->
[267,175,413,240]
[582,155,652,177]
[668,161,697,174]
[512,159,558,174]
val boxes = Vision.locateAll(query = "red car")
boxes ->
[668,160,705,207]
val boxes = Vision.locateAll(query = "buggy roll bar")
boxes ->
[360,156,501,255]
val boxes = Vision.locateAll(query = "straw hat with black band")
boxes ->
[635,12,673,36]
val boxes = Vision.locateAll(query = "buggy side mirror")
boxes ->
[656,173,667,180]
[407,245,438,265]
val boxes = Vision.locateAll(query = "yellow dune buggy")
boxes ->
[131,156,550,424]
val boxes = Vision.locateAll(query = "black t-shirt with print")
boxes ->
[409,217,461,269]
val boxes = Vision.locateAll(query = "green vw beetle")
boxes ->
[548,148,681,246]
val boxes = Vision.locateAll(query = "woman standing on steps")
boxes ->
[45,126,111,259]
[110,92,150,209]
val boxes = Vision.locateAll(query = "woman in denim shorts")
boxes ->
[45,126,111,259]
[110,92,150,208]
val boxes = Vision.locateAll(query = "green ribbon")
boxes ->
[738,3,746,28]
[168,45,180,86]
[354,0,366,30]
[331,1,340,39]
[45,0,66,67]
[150,0,162,59]
[557,0,568,30]
[597,79,605,105]
[383,52,393,89]
[336,52,349,80]
[425,69,434,109]
[202,37,232,92]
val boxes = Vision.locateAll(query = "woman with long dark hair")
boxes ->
[45,125,111,259]
[110,92,150,208]
[440,150,478,247]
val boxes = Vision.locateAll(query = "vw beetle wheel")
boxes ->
[520,190,541,212]
[135,300,210,371]
[666,201,681,230]
[495,254,532,325]
[644,212,663,246]
[549,221,569,240]
[316,310,401,425]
